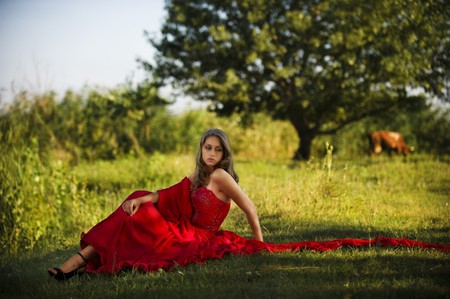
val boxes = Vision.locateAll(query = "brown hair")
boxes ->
[192,128,239,189]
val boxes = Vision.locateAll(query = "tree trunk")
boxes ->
[292,129,314,160]
[287,104,316,160]
[126,130,143,158]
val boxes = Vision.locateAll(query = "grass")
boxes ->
[0,153,449,298]
[1,248,448,298]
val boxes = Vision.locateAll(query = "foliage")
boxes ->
[0,90,60,158]
[148,0,449,159]
[409,104,450,155]
[0,80,170,162]
[0,141,104,254]
[312,101,450,158]
[1,85,449,168]
[57,80,171,161]
[0,86,301,164]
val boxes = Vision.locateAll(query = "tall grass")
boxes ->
[3,151,448,252]
[0,141,108,253]
[0,151,449,298]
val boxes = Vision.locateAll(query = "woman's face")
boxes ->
[202,136,224,169]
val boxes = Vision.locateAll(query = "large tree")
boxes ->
[145,0,449,159]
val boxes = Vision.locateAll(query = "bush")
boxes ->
[0,142,106,253]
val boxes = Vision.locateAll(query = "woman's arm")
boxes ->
[122,192,159,216]
[210,169,264,242]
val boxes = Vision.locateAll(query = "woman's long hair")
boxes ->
[192,128,239,189]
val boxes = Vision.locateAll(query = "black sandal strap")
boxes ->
[77,252,88,264]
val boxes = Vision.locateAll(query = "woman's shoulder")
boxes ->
[210,168,233,183]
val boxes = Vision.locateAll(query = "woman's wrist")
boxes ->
[140,192,158,204]
[137,194,149,204]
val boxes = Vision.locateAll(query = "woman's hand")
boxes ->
[122,198,141,216]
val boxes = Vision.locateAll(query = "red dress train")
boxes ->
[81,178,449,274]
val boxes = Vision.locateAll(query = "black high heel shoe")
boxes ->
[48,252,88,281]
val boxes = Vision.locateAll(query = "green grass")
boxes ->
[1,154,449,298]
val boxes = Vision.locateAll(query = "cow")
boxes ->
[369,130,414,157]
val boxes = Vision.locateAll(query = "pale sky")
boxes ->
[0,0,167,102]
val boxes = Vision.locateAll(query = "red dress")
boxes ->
[81,178,449,273]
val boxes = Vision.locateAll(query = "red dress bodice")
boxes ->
[191,187,230,231]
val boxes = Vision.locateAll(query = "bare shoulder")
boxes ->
[210,168,233,182]
[208,168,241,200]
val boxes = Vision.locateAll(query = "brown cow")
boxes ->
[369,130,414,156]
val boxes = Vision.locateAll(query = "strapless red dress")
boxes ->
[81,178,449,274]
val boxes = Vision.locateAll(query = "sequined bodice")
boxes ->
[191,187,230,231]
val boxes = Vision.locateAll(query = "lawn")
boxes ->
[0,154,449,298]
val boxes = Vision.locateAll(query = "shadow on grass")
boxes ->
[1,245,449,299]
[427,177,450,196]
[0,215,448,299]
[260,215,450,246]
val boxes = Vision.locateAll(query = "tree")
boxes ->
[145,0,449,159]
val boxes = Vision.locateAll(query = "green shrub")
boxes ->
[0,141,106,253]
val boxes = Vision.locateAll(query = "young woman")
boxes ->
[48,128,449,281]
[48,128,265,280]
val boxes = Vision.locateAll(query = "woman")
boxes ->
[48,128,266,280]
[48,129,449,281]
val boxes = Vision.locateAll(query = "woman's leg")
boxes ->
[48,245,97,275]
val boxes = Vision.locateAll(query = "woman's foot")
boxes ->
[48,252,88,281]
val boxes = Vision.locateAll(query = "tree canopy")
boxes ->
[146,0,449,159]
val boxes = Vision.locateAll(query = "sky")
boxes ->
[0,0,170,104]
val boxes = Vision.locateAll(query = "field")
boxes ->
[0,153,449,298]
